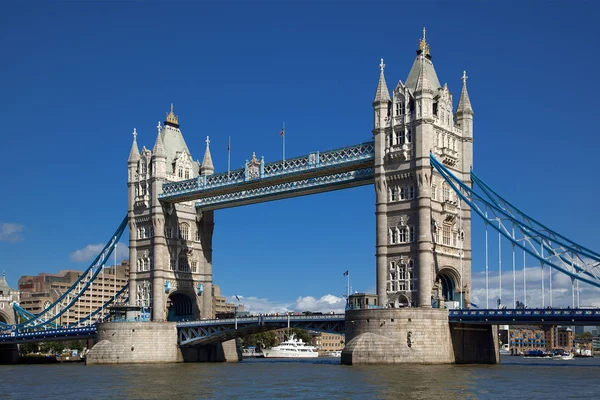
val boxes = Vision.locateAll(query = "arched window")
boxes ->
[179,223,190,240]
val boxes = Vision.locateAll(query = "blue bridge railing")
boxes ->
[159,141,375,202]
[449,308,600,325]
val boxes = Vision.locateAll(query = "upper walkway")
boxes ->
[158,142,374,209]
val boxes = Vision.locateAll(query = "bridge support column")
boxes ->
[180,339,240,362]
[450,323,499,364]
[0,344,19,364]
[342,308,454,364]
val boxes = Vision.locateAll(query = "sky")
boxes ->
[1,1,600,314]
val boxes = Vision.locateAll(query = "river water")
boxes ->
[1,356,598,399]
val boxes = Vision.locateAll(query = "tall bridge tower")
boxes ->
[373,29,474,309]
[127,106,214,322]
[343,30,486,365]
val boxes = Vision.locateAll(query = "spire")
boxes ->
[200,136,215,175]
[457,71,474,114]
[373,58,391,104]
[128,128,140,162]
[418,27,431,57]
[152,121,166,158]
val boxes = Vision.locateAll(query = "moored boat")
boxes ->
[262,334,319,358]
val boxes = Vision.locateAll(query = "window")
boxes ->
[195,228,201,242]
[431,185,437,200]
[178,255,189,272]
[141,160,147,175]
[185,169,190,179]
[398,227,407,243]
[170,257,176,271]
[409,226,415,242]
[390,228,398,244]
[179,223,190,240]
[407,128,412,143]
[166,226,173,238]
[443,224,451,246]
[178,168,183,178]
[191,261,198,273]
[442,183,450,202]
[390,187,398,201]
[140,182,147,196]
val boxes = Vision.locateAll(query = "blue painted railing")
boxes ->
[159,141,375,201]
[449,308,600,325]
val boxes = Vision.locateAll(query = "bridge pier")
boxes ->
[342,309,498,365]
[0,344,19,364]
[86,322,240,364]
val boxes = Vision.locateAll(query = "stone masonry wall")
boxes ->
[86,322,182,365]
[342,308,455,364]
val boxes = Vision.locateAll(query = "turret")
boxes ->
[455,70,474,138]
[128,128,140,183]
[200,136,215,176]
[373,58,391,130]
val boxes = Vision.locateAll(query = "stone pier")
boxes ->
[342,309,498,365]
[86,322,240,365]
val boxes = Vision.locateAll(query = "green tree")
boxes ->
[19,343,38,355]
[241,331,278,349]
[288,329,313,344]
[576,331,593,340]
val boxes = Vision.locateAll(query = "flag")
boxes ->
[343,270,349,277]
[280,127,285,136]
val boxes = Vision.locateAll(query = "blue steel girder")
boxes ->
[0,326,97,344]
[430,155,600,288]
[159,141,375,205]
[194,168,374,210]
[449,308,600,326]
[177,315,345,346]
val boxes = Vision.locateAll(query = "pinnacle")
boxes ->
[415,56,432,93]
[152,124,166,158]
[373,58,391,104]
[128,128,140,162]
[457,71,474,114]
[201,137,215,176]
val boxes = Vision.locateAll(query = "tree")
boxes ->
[19,343,38,355]
[241,331,278,350]
[576,331,593,341]
[288,329,313,344]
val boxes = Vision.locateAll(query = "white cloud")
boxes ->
[471,266,600,308]
[0,222,24,242]
[226,294,346,314]
[70,242,129,263]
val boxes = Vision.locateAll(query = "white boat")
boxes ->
[261,334,319,358]
[327,350,342,357]
[241,346,263,358]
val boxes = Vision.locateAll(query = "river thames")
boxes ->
[1,356,598,399]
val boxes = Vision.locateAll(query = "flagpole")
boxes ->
[282,122,286,167]
[347,270,350,300]
[227,136,231,178]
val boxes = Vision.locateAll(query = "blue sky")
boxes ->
[1,1,599,312]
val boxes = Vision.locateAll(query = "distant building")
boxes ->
[18,261,129,326]
[212,284,244,318]
[508,325,574,352]
[313,332,345,354]
[544,326,574,350]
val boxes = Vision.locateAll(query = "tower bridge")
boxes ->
[2,29,600,365]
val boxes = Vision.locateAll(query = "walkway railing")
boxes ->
[159,141,375,203]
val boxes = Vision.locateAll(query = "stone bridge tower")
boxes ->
[343,30,481,365]
[373,29,474,310]
[127,106,214,322]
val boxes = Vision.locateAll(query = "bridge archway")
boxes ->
[0,311,9,324]
[436,267,460,305]
[166,291,196,322]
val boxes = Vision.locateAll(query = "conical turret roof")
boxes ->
[128,128,140,162]
[152,122,166,158]
[457,71,474,114]
[373,58,391,104]
[200,136,214,175]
